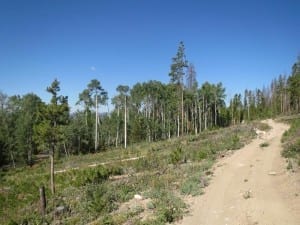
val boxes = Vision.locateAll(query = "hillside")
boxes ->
[1,118,299,225]
[1,122,257,224]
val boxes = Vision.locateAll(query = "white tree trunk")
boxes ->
[194,102,198,135]
[95,94,98,151]
[116,106,119,147]
[199,105,202,133]
[247,103,250,120]
[124,96,127,149]
[204,100,208,130]
[177,115,180,137]
[50,153,55,194]
[168,117,171,139]
[181,88,184,136]
[10,150,15,169]
[214,97,217,126]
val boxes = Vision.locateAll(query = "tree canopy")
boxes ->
[0,48,299,168]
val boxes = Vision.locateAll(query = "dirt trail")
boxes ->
[177,119,300,225]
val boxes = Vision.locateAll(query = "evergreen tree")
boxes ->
[34,79,69,194]
[288,57,300,112]
[169,41,188,136]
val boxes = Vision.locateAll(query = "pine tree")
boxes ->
[34,79,69,194]
[288,57,300,112]
[169,41,188,136]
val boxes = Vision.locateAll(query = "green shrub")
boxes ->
[56,165,123,187]
[117,183,136,202]
[281,118,300,170]
[130,205,144,216]
[154,191,185,223]
[146,201,155,210]
[145,188,185,223]
[180,167,207,196]
[85,183,118,216]
[287,159,293,170]
[197,150,208,160]
[281,118,300,144]
[180,177,203,196]
[260,142,269,148]
[224,134,243,150]
[8,220,18,225]
[137,219,165,225]
[282,141,300,158]
[102,215,115,225]
[170,146,183,165]
[134,151,164,172]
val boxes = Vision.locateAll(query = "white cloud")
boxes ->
[90,66,96,71]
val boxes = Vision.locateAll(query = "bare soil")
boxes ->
[177,119,300,225]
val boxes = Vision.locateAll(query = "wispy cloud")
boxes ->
[90,66,96,71]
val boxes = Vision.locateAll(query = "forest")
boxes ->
[0,42,300,168]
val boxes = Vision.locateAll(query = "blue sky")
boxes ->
[0,0,299,111]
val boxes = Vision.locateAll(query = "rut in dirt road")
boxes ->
[177,120,300,225]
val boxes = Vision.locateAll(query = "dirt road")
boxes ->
[177,120,300,225]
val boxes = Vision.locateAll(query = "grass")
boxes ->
[280,115,300,167]
[252,121,272,131]
[0,122,257,225]
[260,142,269,148]
[180,173,206,196]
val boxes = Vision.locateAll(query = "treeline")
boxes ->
[0,42,299,167]
[230,57,300,123]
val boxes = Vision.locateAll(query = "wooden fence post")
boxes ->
[40,186,46,217]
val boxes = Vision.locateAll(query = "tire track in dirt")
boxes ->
[177,119,300,225]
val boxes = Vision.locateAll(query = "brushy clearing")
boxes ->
[0,123,258,225]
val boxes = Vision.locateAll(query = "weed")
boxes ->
[197,150,208,160]
[281,118,300,166]
[85,183,118,216]
[134,150,165,172]
[102,215,115,225]
[287,160,293,170]
[146,201,155,210]
[169,146,184,165]
[229,134,242,150]
[56,164,122,188]
[260,142,269,148]
[282,141,300,158]
[130,205,144,216]
[180,173,205,196]
[154,191,185,223]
